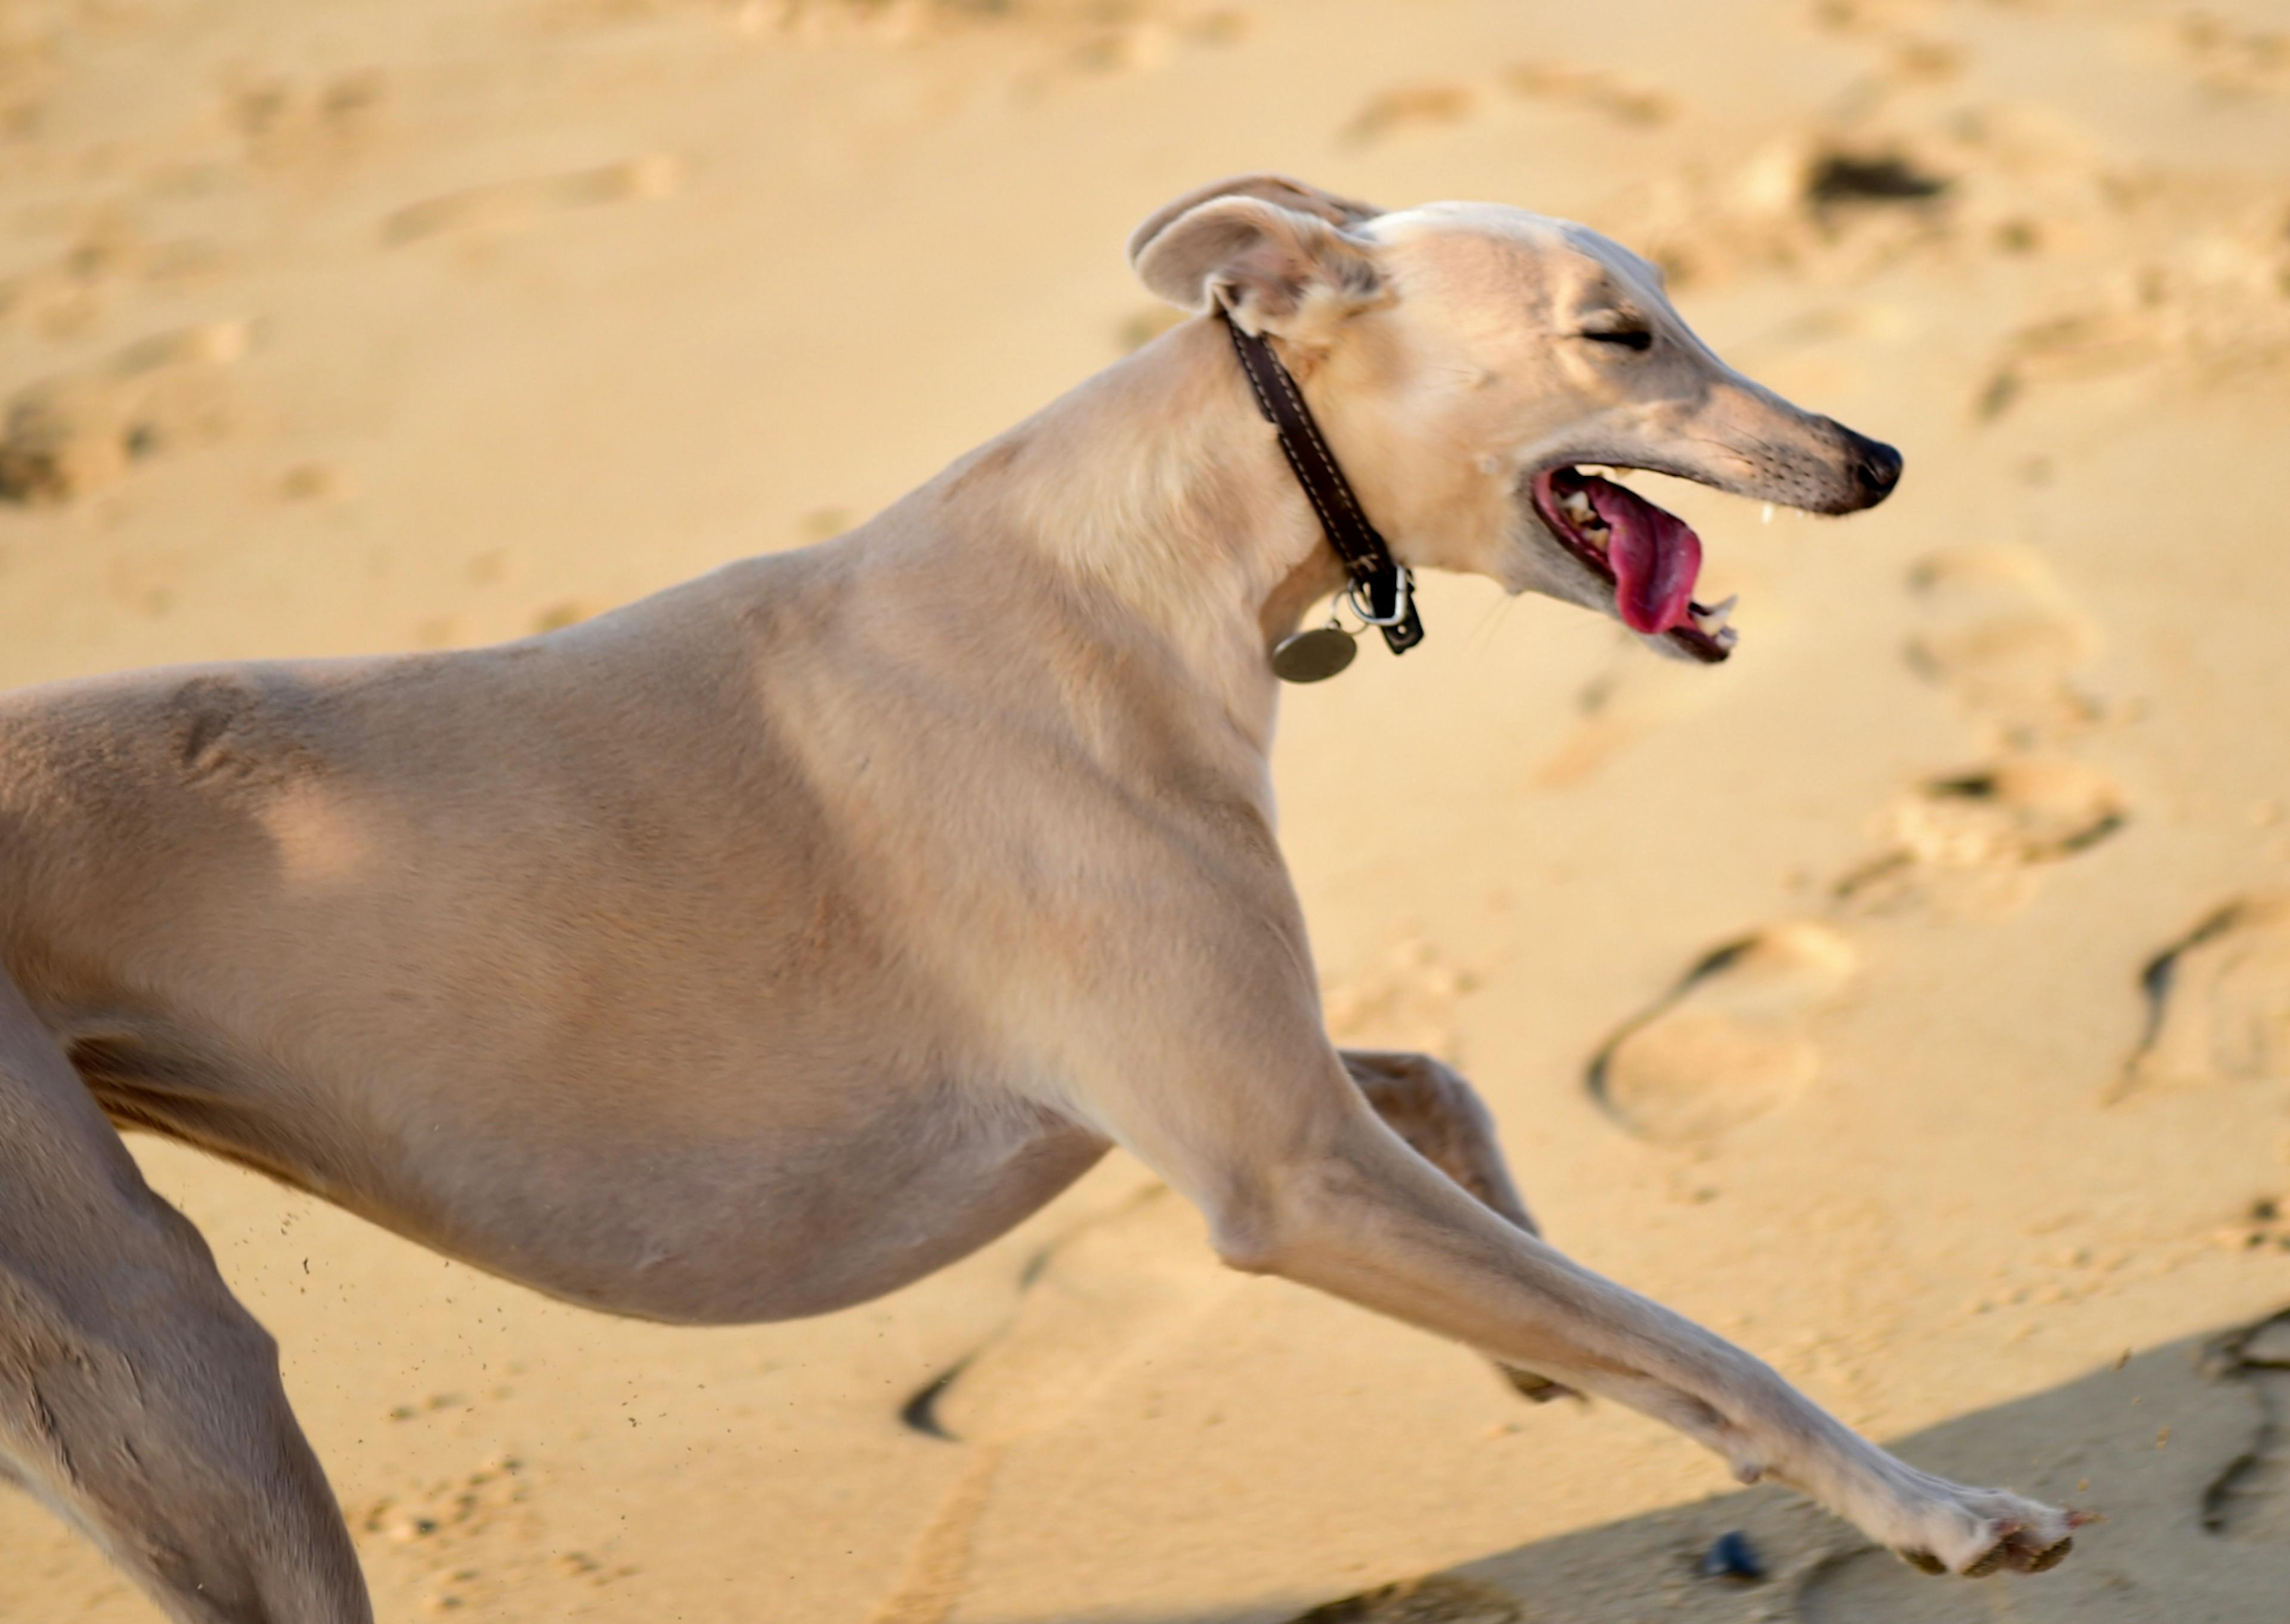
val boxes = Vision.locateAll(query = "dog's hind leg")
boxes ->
[0,969,372,1623]
[1341,1049,1572,1402]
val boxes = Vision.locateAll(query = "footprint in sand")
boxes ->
[2168,14,2290,98]
[874,1185,1234,1624]
[1588,922,1858,1143]
[1602,124,1958,291]
[2121,895,2290,1097]
[357,1453,533,1549]
[1343,62,1671,148]
[1342,81,1480,145]
[1288,1575,1524,1623]
[222,69,385,168]
[1887,760,2127,867]
[1903,546,2101,738]
[380,154,681,247]
[1977,207,2290,418]
[1835,757,2128,915]
[2204,1310,2290,1544]
[1835,546,2124,914]
[1503,62,1674,126]
[907,1186,1228,1449]
[0,222,223,341]
[354,1452,584,1616]
[1323,936,1477,1061]
[0,319,250,503]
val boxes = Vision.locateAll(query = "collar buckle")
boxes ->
[1345,565,1414,630]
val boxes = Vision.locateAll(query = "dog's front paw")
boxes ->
[1889,1488,2091,1577]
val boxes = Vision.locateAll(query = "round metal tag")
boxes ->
[1270,624,1358,684]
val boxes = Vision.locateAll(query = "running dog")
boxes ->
[0,175,2080,1622]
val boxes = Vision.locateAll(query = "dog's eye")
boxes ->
[1582,328,1654,352]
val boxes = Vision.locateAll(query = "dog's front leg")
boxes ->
[1096,1029,2080,1579]
[1340,1049,1538,1234]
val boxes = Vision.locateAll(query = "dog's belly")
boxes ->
[77,1019,1112,1324]
[430,1093,1114,1325]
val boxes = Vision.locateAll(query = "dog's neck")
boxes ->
[929,317,1349,753]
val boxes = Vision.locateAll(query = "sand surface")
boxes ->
[1,1,2288,1620]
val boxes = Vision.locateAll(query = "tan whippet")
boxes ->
[0,176,2082,1622]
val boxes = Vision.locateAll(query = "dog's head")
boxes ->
[1129,176,1902,662]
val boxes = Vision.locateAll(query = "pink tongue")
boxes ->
[1587,477,1702,634]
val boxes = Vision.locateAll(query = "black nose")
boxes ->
[1844,428,1904,505]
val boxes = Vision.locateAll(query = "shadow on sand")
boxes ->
[996,1307,2290,1624]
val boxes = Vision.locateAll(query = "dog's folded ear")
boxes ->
[1127,175,1382,259]
[1128,175,1384,329]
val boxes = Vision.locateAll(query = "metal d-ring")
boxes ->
[1345,566,1414,628]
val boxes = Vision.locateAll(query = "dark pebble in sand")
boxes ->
[1698,1529,1765,1582]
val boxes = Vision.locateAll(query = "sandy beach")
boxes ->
[1,1,2287,1619]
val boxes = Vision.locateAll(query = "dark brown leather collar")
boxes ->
[1220,309,1425,656]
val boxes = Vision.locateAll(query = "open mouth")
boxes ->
[1528,466,1737,664]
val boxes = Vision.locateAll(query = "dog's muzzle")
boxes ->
[1840,426,1904,508]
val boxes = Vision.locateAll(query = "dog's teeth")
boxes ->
[1761,503,1775,525]
[1700,594,1737,629]
[1561,491,1595,523]
[1715,625,1739,649]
